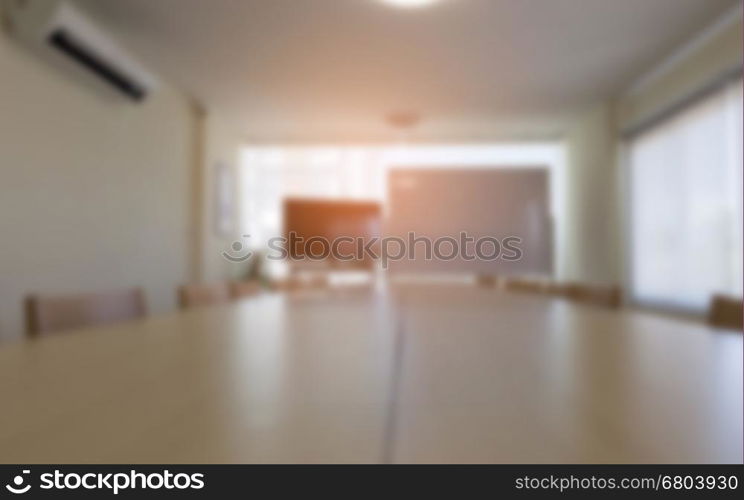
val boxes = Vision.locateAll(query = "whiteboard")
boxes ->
[385,168,552,275]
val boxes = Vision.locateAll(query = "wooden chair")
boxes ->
[25,288,147,337]
[230,280,263,299]
[503,277,546,294]
[328,278,376,296]
[476,274,498,288]
[544,281,577,297]
[571,284,622,309]
[707,295,743,331]
[178,282,231,309]
[546,282,622,309]
[272,274,329,292]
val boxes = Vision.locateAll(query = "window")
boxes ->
[628,79,743,311]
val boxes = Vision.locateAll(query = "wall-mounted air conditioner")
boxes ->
[4,0,158,101]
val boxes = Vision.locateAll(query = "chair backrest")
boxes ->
[476,275,498,288]
[546,282,621,309]
[571,284,622,309]
[503,277,546,294]
[273,274,329,292]
[230,280,263,299]
[25,288,147,336]
[708,295,743,331]
[178,282,231,309]
[544,282,577,297]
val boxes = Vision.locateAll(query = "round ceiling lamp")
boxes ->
[378,0,441,9]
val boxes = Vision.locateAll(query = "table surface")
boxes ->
[0,285,741,463]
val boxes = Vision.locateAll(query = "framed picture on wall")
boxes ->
[214,161,234,236]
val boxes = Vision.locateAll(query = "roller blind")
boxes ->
[628,79,743,311]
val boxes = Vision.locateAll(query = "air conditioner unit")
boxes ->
[4,0,158,101]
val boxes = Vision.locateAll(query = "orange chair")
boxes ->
[25,288,147,336]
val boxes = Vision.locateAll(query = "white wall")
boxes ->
[0,24,201,340]
[563,103,621,284]
[200,114,249,283]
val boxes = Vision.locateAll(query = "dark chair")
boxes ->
[707,295,743,331]
[25,288,147,336]
[546,282,622,309]
[178,282,231,309]
[503,277,547,294]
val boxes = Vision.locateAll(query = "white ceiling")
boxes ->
[76,0,739,142]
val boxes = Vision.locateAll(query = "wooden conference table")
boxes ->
[0,285,741,463]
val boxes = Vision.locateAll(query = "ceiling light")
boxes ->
[378,0,441,9]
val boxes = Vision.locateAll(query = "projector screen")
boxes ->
[385,168,552,275]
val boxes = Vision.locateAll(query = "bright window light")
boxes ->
[628,79,743,311]
[238,143,567,278]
